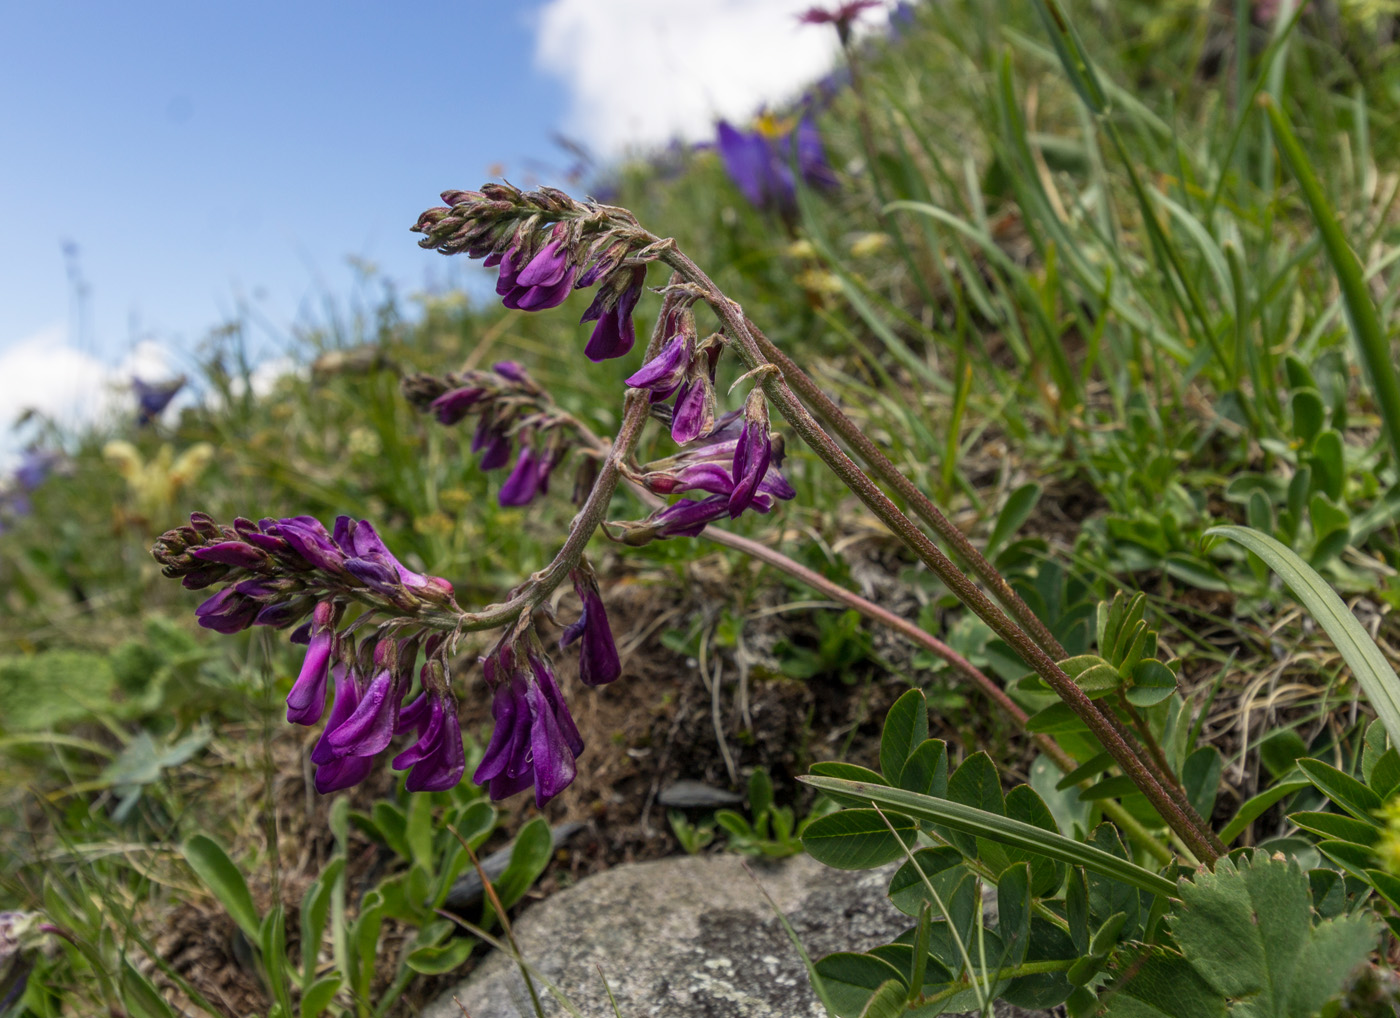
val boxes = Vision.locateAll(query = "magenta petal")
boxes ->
[310,667,360,765]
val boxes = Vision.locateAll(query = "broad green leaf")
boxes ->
[814,952,907,1018]
[1219,778,1310,845]
[1182,747,1222,822]
[880,688,928,784]
[1368,748,1400,799]
[800,776,1175,896]
[997,864,1032,967]
[887,846,963,916]
[1206,526,1400,744]
[898,739,948,798]
[987,482,1043,558]
[802,808,918,870]
[1258,730,1308,780]
[857,978,907,1018]
[481,817,553,928]
[299,975,341,1017]
[182,834,260,940]
[1085,825,1141,937]
[1127,659,1177,707]
[259,905,294,1017]
[1290,388,1325,446]
[946,751,1005,815]
[1025,702,1090,734]
[1366,868,1400,911]
[300,857,343,987]
[120,960,179,1018]
[405,936,474,974]
[1296,758,1383,825]
[1287,810,1380,847]
[1168,852,1378,1018]
[1004,784,1064,896]
[1103,947,1227,1018]
[811,761,889,786]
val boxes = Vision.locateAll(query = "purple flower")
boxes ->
[311,666,376,793]
[502,236,579,311]
[625,330,692,399]
[729,389,773,517]
[194,588,260,634]
[287,601,338,725]
[717,122,794,211]
[272,516,347,574]
[334,517,454,599]
[795,116,839,191]
[430,386,487,425]
[581,267,645,361]
[499,446,544,507]
[797,0,883,43]
[651,494,733,538]
[392,686,466,792]
[473,418,513,470]
[670,373,717,444]
[132,376,186,425]
[323,642,404,759]
[643,461,736,496]
[473,647,583,808]
[560,568,621,687]
[13,450,59,491]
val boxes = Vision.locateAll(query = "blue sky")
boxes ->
[0,0,868,450]
[0,2,569,365]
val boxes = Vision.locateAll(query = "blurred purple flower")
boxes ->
[132,375,186,425]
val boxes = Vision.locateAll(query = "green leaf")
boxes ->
[897,739,948,798]
[997,864,1032,967]
[1287,811,1381,847]
[481,817,553,928]
[1105,947,1227,1018]
[1370,747,1400,799]
[814,952,907,1018]
[1025,702,1090,734]
[259,905,294,1018]
[1127,659,1177,707]
[811,761,889,786]
[987,482,1043,558]
[1219,779,1311,845]
[1206,525,1400,744]
[120,960,179,1018]
[182,834,260,940]
[749,767,774,819]
[1004,784,1064,897]
[1290,388,1326,447]
[800,776,1175,896]
[880,688,928,784]
[299,975,342,1017]
[1182,747,1222,822]
[1168,852,1378,1018]
[1259,730,1309,780]
[856,979,907,1018]
[887,847,963,916]
[1296,758,1384,825]
[405,936,474,974]
[802,808,918,870]
[299,857,343,988]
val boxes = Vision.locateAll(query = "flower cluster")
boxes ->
[403,361,581,508]
[412,183,657,362]
[624,303,723,444]
[0,449,60,532]
[716,114,838,214]
[622,399,797,543]
[474,566,621,807]
[153,512,466,793]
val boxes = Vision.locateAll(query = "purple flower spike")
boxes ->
[430,386,487,425]
[560,569,621,687]
[474,645,584,807]
[499,447,542,507]
[729,390,773,517]
[194,588,260,634]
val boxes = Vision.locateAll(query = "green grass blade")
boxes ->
[1206,525,1400,743]
[799,776,1175,897]
[1262,95,1400,468]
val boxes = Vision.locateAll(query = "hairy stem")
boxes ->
[662,249,1222,863]
[744,316,1067,662]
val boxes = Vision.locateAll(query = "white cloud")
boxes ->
[534,0,886,154]
[0,325,185,466]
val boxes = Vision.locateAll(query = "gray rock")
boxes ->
[424,853,1058,1018]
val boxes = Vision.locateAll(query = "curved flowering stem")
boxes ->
[654,247,1223,863]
